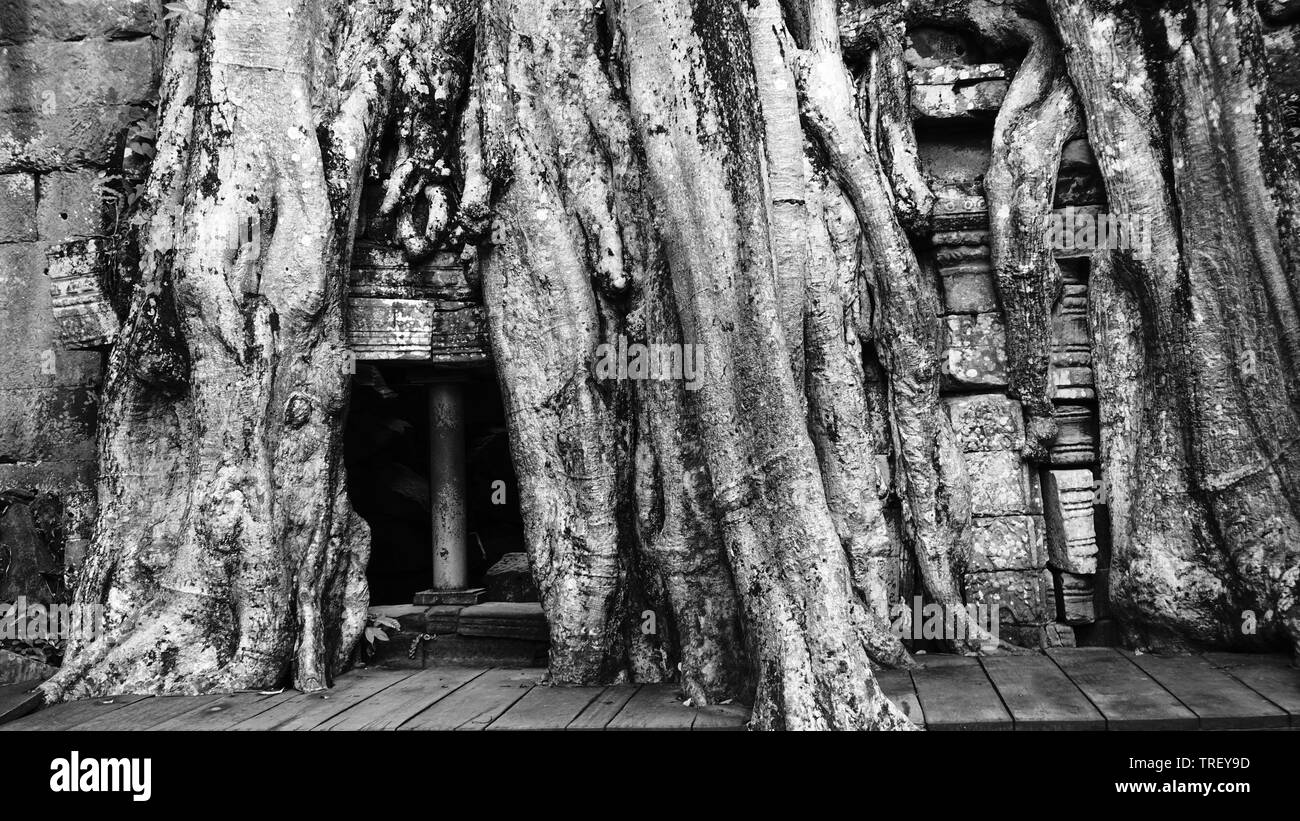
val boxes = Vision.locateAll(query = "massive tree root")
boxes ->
[986,19,1082,459]
[42,0,421,699]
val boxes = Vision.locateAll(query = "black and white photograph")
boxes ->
[0,0,1296,804]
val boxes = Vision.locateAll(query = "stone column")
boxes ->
[429,381,468,591]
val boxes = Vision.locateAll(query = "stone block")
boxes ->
[0,384,98,462]
[939,264,998,314]
[967,515,1046,572]
[0,173,36,241]
[1044,623,1076,648]
[1056,571,1097,625]
[942,313,1007,388]
[1043,468,1099,574]
[0,104,149,173]
[0,38,155,115]
[348,297,489,365]
[0,242,102,389]
[964,568,1054,626]
[1048,404,1097,465]
[966,451,1040,516]
[37,170,104,242]
[457,602,549,642]
[485,551,539,603]
[911,78,1009,120]
[0,0,155,44]
[1050,365,1095,400]
[47,238,118,348]
[945,394,1024,452]
[423,605,462,634]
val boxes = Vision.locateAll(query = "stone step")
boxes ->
[365,631,546,669]
[362,602,549,669]
[458,602,548,642]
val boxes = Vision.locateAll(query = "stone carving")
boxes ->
[46,239,118,349]
[945,395,1025,453]
[1057,571,1096,625]
[942,313,1008,388]
[1042,468,1099,574]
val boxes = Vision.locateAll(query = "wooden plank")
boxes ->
[486,685,604,731]
[1047,648,1197,730]
[691,703,750,731]
[1128,652,1289,730]
[150,691,291,731]
[1203,653,1300,726]
[230,669,415,731]
[399,667,540,730]
[70,695,224,732]
[1,694,151,732]
[606,684,695,730]
[316,667,486,731]
[910,655,1012,730]
[567,686,639,730]
[0,680,45,726]
[875,669,925,729]
[980,654,1105,730]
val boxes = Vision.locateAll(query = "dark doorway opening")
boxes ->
[345,365,524,604]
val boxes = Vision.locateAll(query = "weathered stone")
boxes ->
[1050,365,1095,400]
[349,243,476,301]
[47,239,118,349]
[934,243,990,266]
[918,132,992,184]
[967,515,1046,572]
[0,243,102,389]
[0,38,155,116]
[964,569,1054,626]
[939,265,998,314]
[0,0,155,44]
[0,385,98,462]
[942,313,1007,388]
[422,605,463,634]
[1048,404,1097,465]
[485,551,539,603]
[348,297,489,365]
[904,29,988,68]
[1057,571,1096,625]
[457,602,549,641]
[911,78,1009,120]
[37,170,104,242]
[907,65,1006,86]
[945,394,1025,452]
[966,451,1040,516]
[413,587,485,606]
[0,173,36,241]
[1043,468,1100,574]
[1051,264,1092,368]
[1043,622,1076,648]
[0,104,149,173]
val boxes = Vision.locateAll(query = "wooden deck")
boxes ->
[1,648,1296,731]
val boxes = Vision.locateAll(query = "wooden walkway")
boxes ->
[1,648,1296,731]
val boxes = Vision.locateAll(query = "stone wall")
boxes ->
[0,0,157,605]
